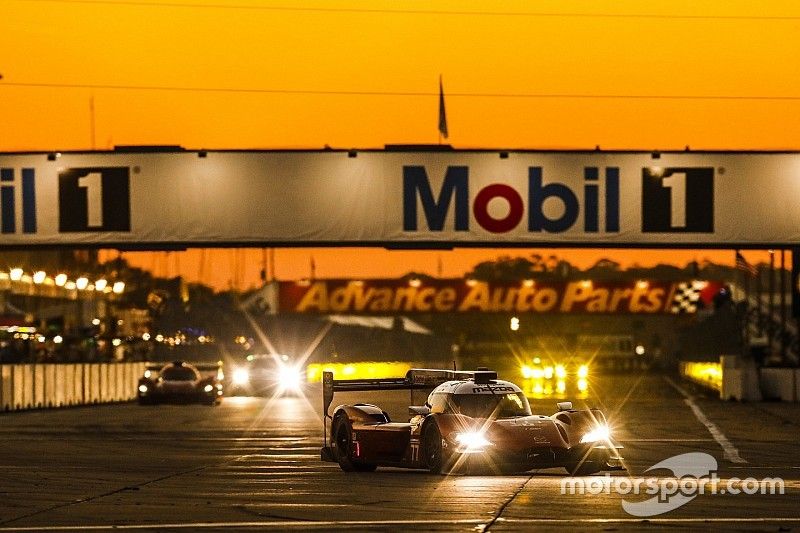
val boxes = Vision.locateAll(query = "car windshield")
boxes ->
[452,392,532,419]
[161,367,198,381]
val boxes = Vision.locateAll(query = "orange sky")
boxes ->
[3,1,798,289]
[97,248,779,291]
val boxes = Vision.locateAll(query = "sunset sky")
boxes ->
[2,1,797,289]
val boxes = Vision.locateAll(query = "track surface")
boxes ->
[1,373,799,531]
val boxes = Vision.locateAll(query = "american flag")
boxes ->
[735,251,758,277]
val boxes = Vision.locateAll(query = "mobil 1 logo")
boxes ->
[58,167,131,232]
[641,167,714,233]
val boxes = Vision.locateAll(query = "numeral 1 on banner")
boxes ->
[78,172,103,227]
[662,172,686,229]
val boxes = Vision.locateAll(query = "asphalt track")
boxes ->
[1,372,799,532]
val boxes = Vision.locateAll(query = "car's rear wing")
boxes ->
[144,361,224,379]
[322,368,497,417]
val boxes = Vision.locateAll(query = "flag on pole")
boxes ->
[438,75,448,139]
[736,251,757,277]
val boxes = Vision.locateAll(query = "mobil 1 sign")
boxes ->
[399,151,785,245]
[0,150,798,247]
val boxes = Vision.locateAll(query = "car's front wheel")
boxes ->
[422,423,452,474]
[332,418,377,473]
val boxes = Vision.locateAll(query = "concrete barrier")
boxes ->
[33,364,45,408]
[1,365,11,410]
[15,365,32,409]
[760,368,797,402]
[681,357,763,401]
[0,362,146,413]
[99,364,109,402]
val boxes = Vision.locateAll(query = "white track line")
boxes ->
[3,518,800,531]
[664,376,747,464]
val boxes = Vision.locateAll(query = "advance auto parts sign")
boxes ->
[279,279,725,315]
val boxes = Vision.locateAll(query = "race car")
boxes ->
[228,354,305,396]
[137,361,224,405]
[321,368,623,475]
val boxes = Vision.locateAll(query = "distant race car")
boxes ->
[228,354,305,396]
[321,368,623,475]
[137,361,224,405]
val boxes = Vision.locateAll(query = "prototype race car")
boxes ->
[137,361,224,405]
[228,354,305,396]
[321,368,623,475]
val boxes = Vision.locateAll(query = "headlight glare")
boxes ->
[454,431,492,452]
[580,424,610,444]
[278,364,304,392]
[203,384,213,393]
[232,368,249,385]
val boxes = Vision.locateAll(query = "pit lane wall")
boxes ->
[680,357,800,402]
[0,362,147,412]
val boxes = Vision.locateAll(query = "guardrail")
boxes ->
[0,362,146,412]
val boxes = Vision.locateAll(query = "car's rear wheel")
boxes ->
[423,423,452,474]
[333,418,377,473]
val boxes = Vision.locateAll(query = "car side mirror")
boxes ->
[409,405,431,416]
[557,401,573,411]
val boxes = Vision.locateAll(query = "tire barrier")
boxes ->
[0,362,147,412]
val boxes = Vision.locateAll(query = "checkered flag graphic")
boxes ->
[669,281,706,314]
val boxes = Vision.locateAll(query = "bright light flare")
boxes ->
[277,363,304,394]
[454,431,492,453]
[580,424,611,444]
[33,271,46,284]
[232,367,250,386]
[578,365,589,378]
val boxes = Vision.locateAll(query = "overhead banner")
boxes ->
[278,279,725,315]
[1,149,799,246]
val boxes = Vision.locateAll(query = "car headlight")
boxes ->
[577,364,589,378]
[454,431,492,452]
[232,368,249,386]
[138,384,148,393]
[277,364,304,393]
[580,424,610,444]
[203,384,213,393]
